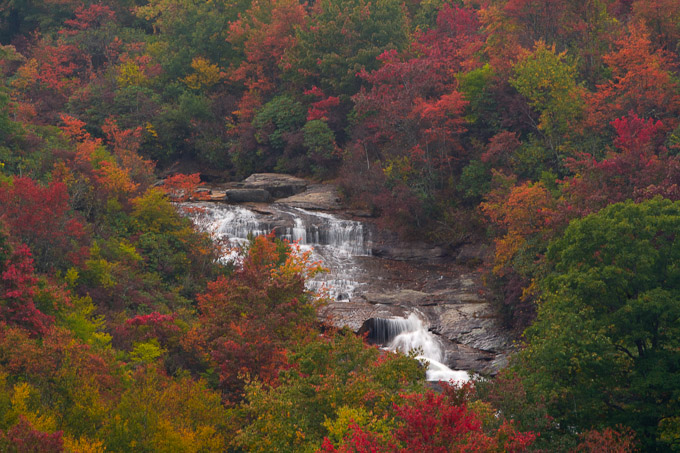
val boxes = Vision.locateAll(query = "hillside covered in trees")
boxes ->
[1,0,679,451]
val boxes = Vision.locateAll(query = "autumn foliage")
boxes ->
[2,0,680,450]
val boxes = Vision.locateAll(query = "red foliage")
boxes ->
[481,131,522,169]
[321,389,537,452]
[62,4,116,33]
[162,173,209,202]
[0,176,88,269]
[0,243,54,336]
[102,118,155,190]
[184,235,321,400]
[126,312,181,345]
[586,23,680,133]
[305,86,341,121]
[561,112,680,218]
[0,416,64,453]
[574,426,638,452]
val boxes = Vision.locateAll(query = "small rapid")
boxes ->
[368,313,470,383]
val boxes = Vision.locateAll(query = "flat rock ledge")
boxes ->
[188,173,342,209]
[275,184,342,210]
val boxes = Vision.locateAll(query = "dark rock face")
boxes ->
[243,173,307,198]
[224,188,272,203]
[321,256,514,375]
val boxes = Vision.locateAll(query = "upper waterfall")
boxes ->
[184,202,372,300]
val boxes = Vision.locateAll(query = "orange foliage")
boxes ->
[481,178,556,275]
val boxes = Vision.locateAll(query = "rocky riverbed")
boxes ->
[187,173,513,376]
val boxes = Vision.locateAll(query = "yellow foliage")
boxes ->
[182,57,223,90]
[63,436,106,453]
[12,58,38,90]
[11,382,58,433]
[117,60,148,88]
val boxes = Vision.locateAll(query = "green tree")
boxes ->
[232,330,425,452]
[284,0,409,98]
[516,197,680,451]
[510,41,584,172]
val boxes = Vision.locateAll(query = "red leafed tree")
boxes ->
[304,86,340,122]
[632,0,680,55]
[0,176,88,270]
[0,416,64,453]
[184,235,323,400]
[586,23,680,134]
[321,390,537,452]
[347,5,481,231]
[102,118,155,190]
[560,112,680,219]
[125,312,181,346]
[162,173,209,202]
[0,233,54,337]
[574,426,638,452]
[10,39,88,124]
[55,114,144,212]
[227,0,307,135]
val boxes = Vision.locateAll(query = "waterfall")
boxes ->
[368,313,470,383]
[183,202,471,383]
[184,203,371,300]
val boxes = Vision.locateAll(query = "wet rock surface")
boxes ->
[242,173,308,198]
[322,254,513,375]
[187,173,513,376]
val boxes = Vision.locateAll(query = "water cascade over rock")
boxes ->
[360,313,470,382]
[186,203,371,300]
[182,193,511,379]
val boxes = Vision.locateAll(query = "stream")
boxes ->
[185,202,476,382]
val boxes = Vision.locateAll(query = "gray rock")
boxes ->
[225,188,272,203]
[276,184,342,210]
[372,244,448,261]
[360,290,431,306]
[243,173,307,199]
[455,243,491,265]
[319,301,410,332]
[431,303,511,353]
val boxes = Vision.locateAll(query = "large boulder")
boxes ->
[225,188,271,203]
[275,184,342,210]
[243,173,307,199]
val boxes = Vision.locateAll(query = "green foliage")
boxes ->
[253,95,305,150]
[510,41,584,166]
[516,198,680,450]
[233,330,425,452]
[57,294,112,350]
[458,159,491,203]
[286,0,409,97]
[458,64,498,128]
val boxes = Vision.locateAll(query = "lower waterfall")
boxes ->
[367,314,470,383]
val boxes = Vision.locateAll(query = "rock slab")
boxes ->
[276,184,342,210]
[243,173,307,198]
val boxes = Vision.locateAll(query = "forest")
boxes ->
[0,0,679,451]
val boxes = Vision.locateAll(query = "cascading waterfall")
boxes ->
[371,313,470,383]
[184,203,371,300]
[183,202,470,382]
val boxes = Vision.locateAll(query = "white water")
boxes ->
[381,314,470,383]
[183,203,371,300]
[183,202,470,383]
